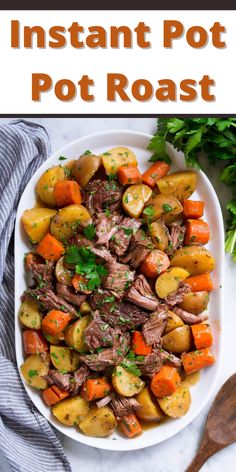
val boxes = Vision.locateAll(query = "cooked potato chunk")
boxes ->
[22,208,57,243]
[112,366,145,397]
[179,291,209,315]
[52,396,89,426]
[164,310,184,334]
[79,406,117,437]
[170,246,215,275]
[72,154,102,187]
[43,332,61,345]
[55,256,72,285]
[155,267,190,299]
[149,220,169,251]
[50,345,79,372]
[19,299,42,329]
[143,194,183,224]
[156,171,197,201]
[64,315,91,352]
[162,325,192,354]
[50,204,92,241]
[102,147,137,175]
[136,386,163,422]
[80,301,92,315]
[20,353,50,389]
[158,385,191,418]
[36,166,66,206]
[122,184,152,218]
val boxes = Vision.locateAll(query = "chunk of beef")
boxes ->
[103,259,135,300]
[167,223,186,256]
[142,309,168,345]
[160,349,182,368]
[96,393,115,408]
[25,252,54,288]
[89,290,149,332]
[70,365,91,394]
[95,213,121,246]
[121,230,153,268]
[91,246,114,263]
[69,234,93,249]
[109,217,142,256]
[110,394,141,419]
[45,365,91,394]
[56,282,87,307]
[165,282,191,307]
[25,288,78,316]
[125,274,159,311]
[83,179,122,214]
[173,306,208,324]
[84,311,118,351]
[79,334,130,371]
[136,350,163,378]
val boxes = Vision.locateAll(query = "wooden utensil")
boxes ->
[186,373,236,472]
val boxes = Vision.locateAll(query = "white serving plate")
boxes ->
[15,130,224,451]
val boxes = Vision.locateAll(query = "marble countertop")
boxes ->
[1,117,235,472]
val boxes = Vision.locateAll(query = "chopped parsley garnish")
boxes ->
[121,360,141,377]
[83,150,92,155]
[143,205,155,217]
[104,208,111,217]
[65,245,108,290]
[83,224,96,241]
[58,156,67,160]
[64,167,71,177]
[162,203,173,213]
[28,369,38,378]
[121,226,133,236]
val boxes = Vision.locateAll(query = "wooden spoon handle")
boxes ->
[185,434,221,472]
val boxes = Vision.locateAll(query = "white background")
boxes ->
[0,11,236,113]
[0,117,235,472]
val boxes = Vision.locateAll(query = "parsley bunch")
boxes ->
[65,245,108,290]
[148,117,236,261]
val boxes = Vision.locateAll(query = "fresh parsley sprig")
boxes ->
[65,245,108,290]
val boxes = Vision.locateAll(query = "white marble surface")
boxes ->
[1,117,235,472]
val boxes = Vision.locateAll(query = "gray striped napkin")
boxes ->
[0,120,71,472]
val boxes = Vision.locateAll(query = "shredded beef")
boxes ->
[70,234,93,249]
[91,246,114,263]
[45,369,71,391]
[56,282,87,307]
[25,288,78,316]
[103,259,135,300]
[79,334,130,371]
[95,213,121,246]
[83,179,122,214]
[45,365,91,394]
[142,309,168,345]
[96,393,115,408]
[121,229,153,268]
[84,311,118,351]
[166,223,186,256]
[136,350,163,377]
[173,306,208,324]
[160,349,182,368]
[110,394,141,419]
[125,274,159,311]
[165,282,191,307]
[25,252,54,288]
[109,217,142,256]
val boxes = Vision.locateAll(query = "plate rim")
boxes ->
[14,129,225,451]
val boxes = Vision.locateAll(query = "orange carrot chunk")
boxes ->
[120,414,142,438]
[183,200,204,219]
[23,330,48,355]
[132,331,152,356]
[184,219,210,246]
[54,180,82,207]
[142,161,170,189]
[186,273,213,292]
[191,324,213,349]
[71,274,88,292]
[140,249,170,279]
[181,347,215,375]
[42,385,69,406]
[36,233,65,261]
[42,310,72,336]
[150,365,181,398]
[81,378,111,401]
[118,165,142,185]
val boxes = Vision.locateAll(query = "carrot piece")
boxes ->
[36,233,65,261]
[120,414,142,438]
[42,385,69,406]
[183,200,204,219]
[81,378,111,401]
[150,365,181,398]
[54,180,82,207]
[191,324,213,349]
[184,219,210,245]
[142,161,170,189]
[71,274,88,291]
[118,165,142,185]
[132,331,152,356]
[186,273,213,292]
[23,330,48,354]
[42,310,72,336]
[140,249,170,279]
[182,347,215,375]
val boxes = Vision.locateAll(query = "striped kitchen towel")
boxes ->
[0,120,71,472]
